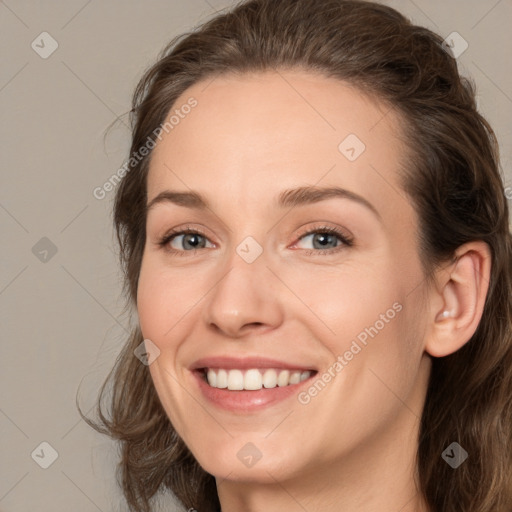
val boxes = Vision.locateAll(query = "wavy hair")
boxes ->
[81,1,512,511]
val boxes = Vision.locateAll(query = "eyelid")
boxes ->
[294,223,353,244]
[160,224,211,241]
[157,225,215,251]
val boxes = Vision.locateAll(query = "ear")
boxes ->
[425,241,492,358]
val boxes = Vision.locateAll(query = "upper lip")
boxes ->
[190,356,317,372]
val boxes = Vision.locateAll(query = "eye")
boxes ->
[293,225,353,255]
[158,227,214,254]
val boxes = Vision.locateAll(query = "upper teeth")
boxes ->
[205,368,312,390]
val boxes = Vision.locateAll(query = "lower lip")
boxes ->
[192,370,316,412]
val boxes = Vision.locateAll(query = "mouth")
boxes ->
[189,356,319,411]
[198,367,318,391]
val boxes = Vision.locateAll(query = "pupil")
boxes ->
[314,233,336,249]
[184,234,205,249]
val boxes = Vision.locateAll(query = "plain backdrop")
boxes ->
[1,1,511,511]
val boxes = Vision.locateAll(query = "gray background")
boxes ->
[1,1,511,511]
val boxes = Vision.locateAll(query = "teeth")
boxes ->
[216,369,228,389]
[227,369,244,390]
[262,369,277,388]
[244,369,262,390]
[289,371,301,384]
[205,368,313,390]
[207,369,217,388]
[277,370,290,386]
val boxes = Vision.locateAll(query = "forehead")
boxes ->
[147,70,412,227]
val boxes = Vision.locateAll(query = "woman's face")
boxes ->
[137,70,432,483]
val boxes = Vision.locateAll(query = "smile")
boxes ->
[203,368,314,390]
[190,356,319,411]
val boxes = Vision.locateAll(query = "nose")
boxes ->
[202,248,285,338]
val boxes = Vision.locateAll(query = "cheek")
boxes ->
[136,259,201,434]
[282,260,403,355]
[136,258,196,340]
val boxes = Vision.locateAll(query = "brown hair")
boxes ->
[81,1,512,511]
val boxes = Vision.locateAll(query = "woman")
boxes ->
[82,0,512,511]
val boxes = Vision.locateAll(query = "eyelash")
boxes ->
[157,225,354,257]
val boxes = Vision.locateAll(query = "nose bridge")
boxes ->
[202,239,284,337]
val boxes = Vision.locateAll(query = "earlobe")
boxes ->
[425,241,491,358]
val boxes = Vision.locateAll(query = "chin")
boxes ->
[187,436,306,483]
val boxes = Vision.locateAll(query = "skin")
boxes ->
[137,70,491,512]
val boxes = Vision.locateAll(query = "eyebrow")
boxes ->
[146,186,381,220]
